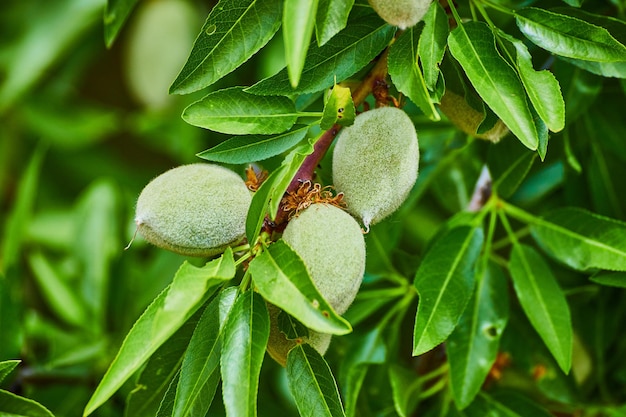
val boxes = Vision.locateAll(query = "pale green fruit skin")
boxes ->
[135,163,251,256]
[266,304,331,367]
[282,204,366,315]
[368,0,433,29]
[333,106,419,228]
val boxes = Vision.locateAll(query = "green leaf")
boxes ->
[590,271,626,288]
[0,360,20,383]
[418,1,449,90]
[220,290,269,417]
[320,84,355,129]
[125,311,200,417]
[465,391,552,417]
[515,8,626,63]
[315,0,354,46]
[197,126,309,164]
[83,251,235,417]
[246,14,395,95]
[388,365,421,417]
[509,244,572,373]
[27,251,86,327]
[245,169,281,244]
[155,370,180,417]
[498,32,565,132]
[447,261,510,409]
[488,137,537,199]
[448,22,539,150]
[413,226,484,356]
[389,24,440,121]
[287,343,346,417]
[170,0,282,94]
[173,288,238,417]
[182,87,299,134]
[0,389,55,417]
[530,208,626,271]
[104,0,139,47]
[2,146,45,272]
[249,240,352,335]
[284,0,319,87]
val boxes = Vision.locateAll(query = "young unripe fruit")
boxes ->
[135,163,251,256]
[333,106,419,229]
[368,0,433,29]
[266,203,366,366]
[439,90,509,143]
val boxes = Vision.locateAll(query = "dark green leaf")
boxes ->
[498,31,565,132]
[284,0,319,87]
[389,24,440,121]
[413,226,484,356]
[320,84,355,129]
[170,0,282,94]
[315,0,354,46]
[249,240,352,334]
[287,343,346,417]
[104,0,139,47]
[182,87,299,134]
[84,251,235,417]
[0,360,20,383]
[155,371,180,417]
[530,207,626,271]
[488,137,537,199]
[246,14,395,95]
[418,1,449,90]
[125,311,200,417]
[245,168,281,244]
[220,290,269,417]
[448,22,539,150]
[465,391,552,417]
[509,244,572,373]
[515,8,626,63]
[447,261,510,409]
[0,390,55,417]
[388,365,421,417]
[197,126,308,164]
[172,288,238,417]
[278,311,310,339]
[590,271,626,288]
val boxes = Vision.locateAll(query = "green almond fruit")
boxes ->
[135,163,251,256]
[333,106,419,228]
[368,0,433,29]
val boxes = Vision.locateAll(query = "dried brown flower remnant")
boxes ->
[245,165,269,191]
[281,180,346,220]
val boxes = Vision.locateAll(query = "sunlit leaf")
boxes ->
[509,244,572,373]
[220,290,269,417]
[320,84,355,129]
[249,240,352,335]
[418,1,449,90]
[315,0,354,46]
[170,0,282,94]
[284,0,319,87]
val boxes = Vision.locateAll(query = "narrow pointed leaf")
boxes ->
[448,22,539,150]
[104,0,140,47]
[488,138,537,199]
[515,8,626,63]
[388,365,421,417]
[466,392,552,417]
[246,14,395,95]
[389,24,440,121]
[220,290,269,417]
[498,32,565,132]
[284,0,319,87]
[0,390,55,417]
[418,1,449,90]
[320,84,355,129]
[182,87,298,134]
[590,272,626,288]
[249,240,352,335]
[0,360,20,383]
[287,343,346,417]
[315,0,354,46]
[509,244,572,373]
[447,261,509,409]
[197,126,308,164]
[245,168,282,244]
[83,251,235,417]
[155,371,180,417]
[530,208,626,271]
[173,288,238,417]
[170,0,282,94]
[413,226,484,356]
